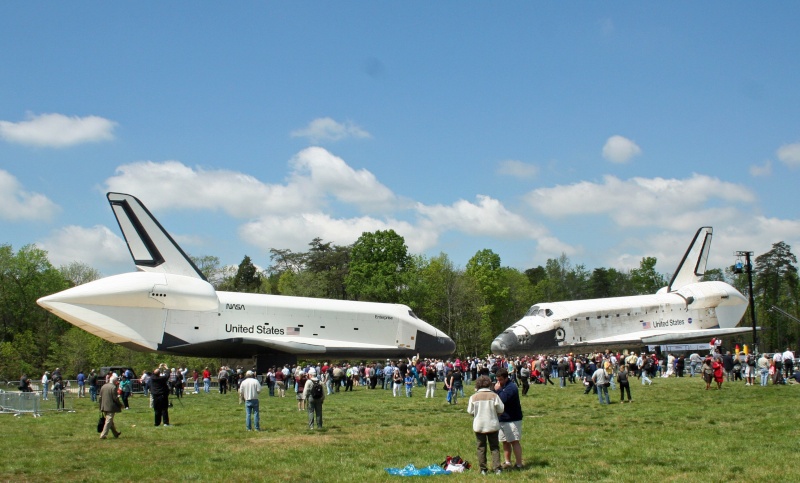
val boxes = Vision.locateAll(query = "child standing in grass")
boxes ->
[404,372,414,397]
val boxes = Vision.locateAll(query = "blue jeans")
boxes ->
[89,385,98,402]
[597,385,610,404]
[203,378,210,393]
[245,399,260,430]
[690,362,698,377]
[760,369,769,386]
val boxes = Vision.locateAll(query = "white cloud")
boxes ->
[0,170,60,221]
[525,174,755,231]
[0,113,116,147]
[38,225,130,275]
[239,213,438,255]
[104,160,308,217]
[749,160,772,177]
[777,143,800,168]
[290,117,371,143]
[602,135,642,164]
[104,147,397,217]
[497,159,538,178]
[289,147,396,212]
[416,195,546,239]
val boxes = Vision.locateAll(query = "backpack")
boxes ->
[310,381,324,399]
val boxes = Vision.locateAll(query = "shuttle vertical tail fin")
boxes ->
[667,226,712,292]
[107,192,206,281]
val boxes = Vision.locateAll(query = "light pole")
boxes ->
[735,251,757,353]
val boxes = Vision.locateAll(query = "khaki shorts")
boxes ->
[498,420,522,443]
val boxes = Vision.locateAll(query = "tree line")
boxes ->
[1,232,797,379]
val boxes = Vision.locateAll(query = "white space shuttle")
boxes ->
[38,193,455,367]
[491,227,755,355]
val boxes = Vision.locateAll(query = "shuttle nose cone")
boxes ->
[415,329,456,357]
[491,332,517,355]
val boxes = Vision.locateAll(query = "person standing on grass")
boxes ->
[493,369,523,470]
[688,352,701,377]
[425,363,437,398]
[76,370,85,397]
[151,365,171,427]
[617,366,632,403]
[239,370,261,431]
[302,368,325,429]
[702,356,714,390]
[119,374,132,409]
[296,371,307,411]
[592,365,611,405]
[41,371,50,400]
[468,375,504,475]
[218,366,229,394]
[392,368,403,397]
[404,371,414,397]
[88,369,99,402]
[712,357,724,389]
[783,348,795,378]
[202,367,211,393]
[98,374,122,439]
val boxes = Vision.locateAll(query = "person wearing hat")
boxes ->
[98,374,122,439]
[302,368,325,429]
[41,371,50,400]
[239,370,262,431]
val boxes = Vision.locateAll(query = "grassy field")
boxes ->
[1,375,798,482]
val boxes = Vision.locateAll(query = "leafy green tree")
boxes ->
[346,230,409,303]
[496,267,535,332]
[465,249,509,348]
[268,248,305,275]
[524,266,547,286]
[702,268,726,283]
[219,255,265,293]
[305,238,350,300]
[589,267,632,298]
[754,242,799,351]
[59,261,101,287]
[0,244,69,375]
[629,256,666,295]
[414,253,483,356]
[190,255,225,287]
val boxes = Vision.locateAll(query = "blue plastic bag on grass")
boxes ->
[385,464,451,476]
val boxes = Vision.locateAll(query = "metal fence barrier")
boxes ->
[0,391,41,417]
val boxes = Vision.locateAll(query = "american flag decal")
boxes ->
[641,321,651,329]
[286,327,300,335]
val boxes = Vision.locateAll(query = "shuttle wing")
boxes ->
[238,337,402,354]
[573,326,757,347]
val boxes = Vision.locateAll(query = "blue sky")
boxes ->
[1,3,799,278]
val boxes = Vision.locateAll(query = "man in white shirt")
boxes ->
[238,371,261,431]
[782,348,794,377]
[773,352,783,378]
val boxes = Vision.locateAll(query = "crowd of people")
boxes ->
[18,344,799,471]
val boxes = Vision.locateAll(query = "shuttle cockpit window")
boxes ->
[525,305,540,317]
[525,305,553,318]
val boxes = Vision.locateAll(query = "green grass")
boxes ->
[2,376,799,482]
